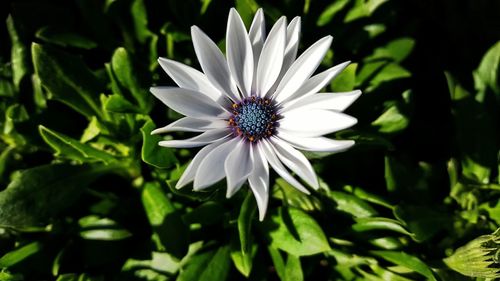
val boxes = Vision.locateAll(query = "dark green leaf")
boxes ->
[325,190,377,218]
[371,251,437,281]
[140,120,177,169]
[352,217,412,237]
[260,207,330,256]
[32,43,104,119]
[0,163,121,229]
[110,47,152,112]
[238,191,256,255]
[141,182,188,259]
[36,26,97,49]
[39,125,116,164]
[178,246,230,281]
[6,15,31,89]
[103,94,141,113]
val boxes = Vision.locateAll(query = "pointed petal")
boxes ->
[194,137,239,190]
[281,61,351,105]
[157,57,226,105]
[226,8,254,97]
[270,137,318,189]
[152,117,228,134]
[256,16,286,97]
[283,90,362,113]
[271,36,332,101]
[280,109,357,137]
[249,143,269,221]
[249,8,266,61]
[158,128,230,148]
[176,140,225,189]
[225,140,254,198]
[278,131,355,152]
[261,139,310,194]
[282,16,301,74]
[150,87,228,119]
[191,26,240,101]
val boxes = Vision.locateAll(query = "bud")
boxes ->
[444,228,500,278]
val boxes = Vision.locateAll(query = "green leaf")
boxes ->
[0,163,121,229]
[273,178,322,211]
[371,251,437,281]
[352,217,412,237]
[331,63,358,92]
[110,47,152,112]
[140,120,176,169]
[369,38,415,63]
[230,235,257,278]
[178,246,231,281]
[0,269,23,281]
[371,104,409,134]
[239,191,256,255]
[268,246,286,280]
[6,15,31,89]
[260,207,330,256]
[141,182,188,259]
[32,43,104,119]
[344,0,389,23]
[103,94,141,113]
[367,63,411,91]
[78,215,132,241]
[284,255,304,281]
[474,41,500,94]
[35,26,97,49]
[130,0,154,44]
[325,190,378,218]
[122,251,181,276]
[0,242,42,267]
[316,0,351,26]
[235,0,259,26]
[39,125,116,164]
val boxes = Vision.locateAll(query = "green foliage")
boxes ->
[1,0,500,280]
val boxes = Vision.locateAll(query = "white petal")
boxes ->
[157,57,226,106]
[249,143,269,221]
[270,137,318,189]
[150,87,228,119]
[282,16,301,74]
[224,140,254,198]
[194,137,239,190]
[278,131,355,152]
[272,36,332,102]
[176,140,225,189]
[249,8,266,62]
[191,26,240,101]
[284,90,361,113]
[151,117,227,134]
[226,8,254,97]
[282,61,351,106]
[255,16,286,97]
[158,128,230,148]
[280,109,357,137]
[261,139,310,194]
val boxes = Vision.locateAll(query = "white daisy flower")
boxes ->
[150,8,361,221]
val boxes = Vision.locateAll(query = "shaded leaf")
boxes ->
[260,207,330,256]
[140,120,176,169]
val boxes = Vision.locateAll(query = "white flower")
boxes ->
[151,8,361,221]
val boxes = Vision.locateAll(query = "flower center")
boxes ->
[228,96,279,142]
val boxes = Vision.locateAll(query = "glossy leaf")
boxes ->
[140,120,177,169]
[260,207,330,256]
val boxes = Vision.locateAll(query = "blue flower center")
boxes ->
[228,97,279,142]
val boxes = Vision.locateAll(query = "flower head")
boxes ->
[150,8,361,220]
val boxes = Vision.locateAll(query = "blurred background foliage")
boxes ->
[0,0,499,280]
